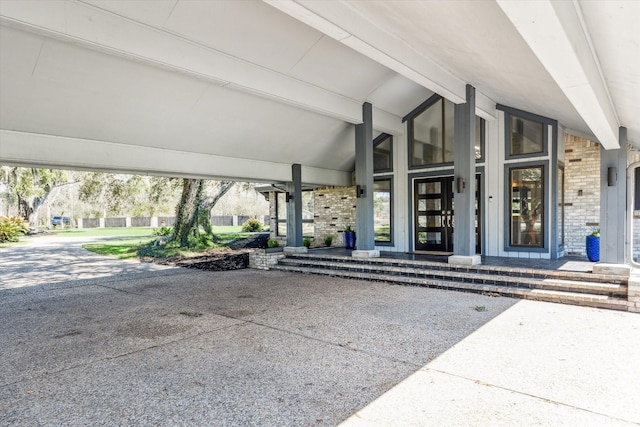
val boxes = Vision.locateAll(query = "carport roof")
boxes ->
[0,1,638,184]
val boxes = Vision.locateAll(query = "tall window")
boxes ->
[276,192,287,236]
[374,178,392,244]
[407,96,484,167]
[509,166,544,248]
[275,191,315,237]
[558,165,565,247]
[374,134,393,173]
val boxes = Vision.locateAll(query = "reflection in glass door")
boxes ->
[414,176,481,253]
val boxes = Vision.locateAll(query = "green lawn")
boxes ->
[54,225,251,238]
[82,237,156,259]
[81,229,265,259]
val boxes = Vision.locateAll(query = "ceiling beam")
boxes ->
[497,0,619,150]
[264,0,497,120]
[0,130,352,186]
[0,0,401,134]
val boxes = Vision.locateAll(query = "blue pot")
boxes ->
[344,231,356,249]
[586,235,600,262]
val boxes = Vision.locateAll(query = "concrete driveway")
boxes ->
[1,261,516,425]
[1,238,639,426]
[0,234,174,290]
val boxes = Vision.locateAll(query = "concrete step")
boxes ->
[272,263,629,312]
[283,253,627,284]
[277,258,627,297]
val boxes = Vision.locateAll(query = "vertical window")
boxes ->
[558,165,565,247]
[301,191,315,237]
[635,168,640,211]
[374,178,392,244]
[276,191,315,237]
[509,114,544,156]
[475,116,484,161]
[509,166,544,247]
[276,192,287,236]
[373,134,393,173]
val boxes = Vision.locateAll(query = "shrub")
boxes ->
[267,238,279,248]
[241,218,263,232]
[152,226,173,236]
[0,216,29,243]
[303,237,312,248]
[324,235,333,247]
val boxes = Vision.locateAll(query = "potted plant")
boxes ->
[265,238,282,253]
[586,228,600,262]
[324,235,333,247]
[343,225,356,249]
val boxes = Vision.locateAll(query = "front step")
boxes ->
[272,254,630,312]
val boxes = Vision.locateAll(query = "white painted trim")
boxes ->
[0,130,352,186]
[497,0,619,150]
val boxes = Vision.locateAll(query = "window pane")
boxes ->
[510,115,544,155]
[475,116,483,160]
[374,134,392,172]
[302,191,314,221]
[374,179,391,242]
[302,222,314,238]
[411,99,443,166]
[277,222,287,236]
[510,166,544,247]
[443,100,455,163]
[276,193,286,220]
[558,166,565,247]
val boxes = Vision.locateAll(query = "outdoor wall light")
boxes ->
[607,167,617,187]
[456,177,465,193]
[356,185,365,198]
[285,192,293,202]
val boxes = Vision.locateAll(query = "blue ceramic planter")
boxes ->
[586,235,600,262]
[344,231,356,249]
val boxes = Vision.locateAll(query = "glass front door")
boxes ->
[414,177,454,252]
[414,175,481,253]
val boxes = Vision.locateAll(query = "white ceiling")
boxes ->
[0,0,637,183]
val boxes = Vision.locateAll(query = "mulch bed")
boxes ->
[143,248,253,271]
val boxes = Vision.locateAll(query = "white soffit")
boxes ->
[497,0,620,150]
[579,0,640,148]
[264,0,497,120]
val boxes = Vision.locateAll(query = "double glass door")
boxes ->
[414,176,480,253]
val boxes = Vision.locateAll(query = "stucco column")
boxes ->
[449,84,480,265]
[596,127,628,269]
[353,102,379,258]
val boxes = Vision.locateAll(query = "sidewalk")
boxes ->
[341,299,640,426]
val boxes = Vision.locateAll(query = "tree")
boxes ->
[172,179,235,247]
[0,166,74,226]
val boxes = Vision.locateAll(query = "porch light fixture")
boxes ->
[456,177,466,193]
[608,167,617,186]
[356,185,365,198]
[285,192,293,202]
